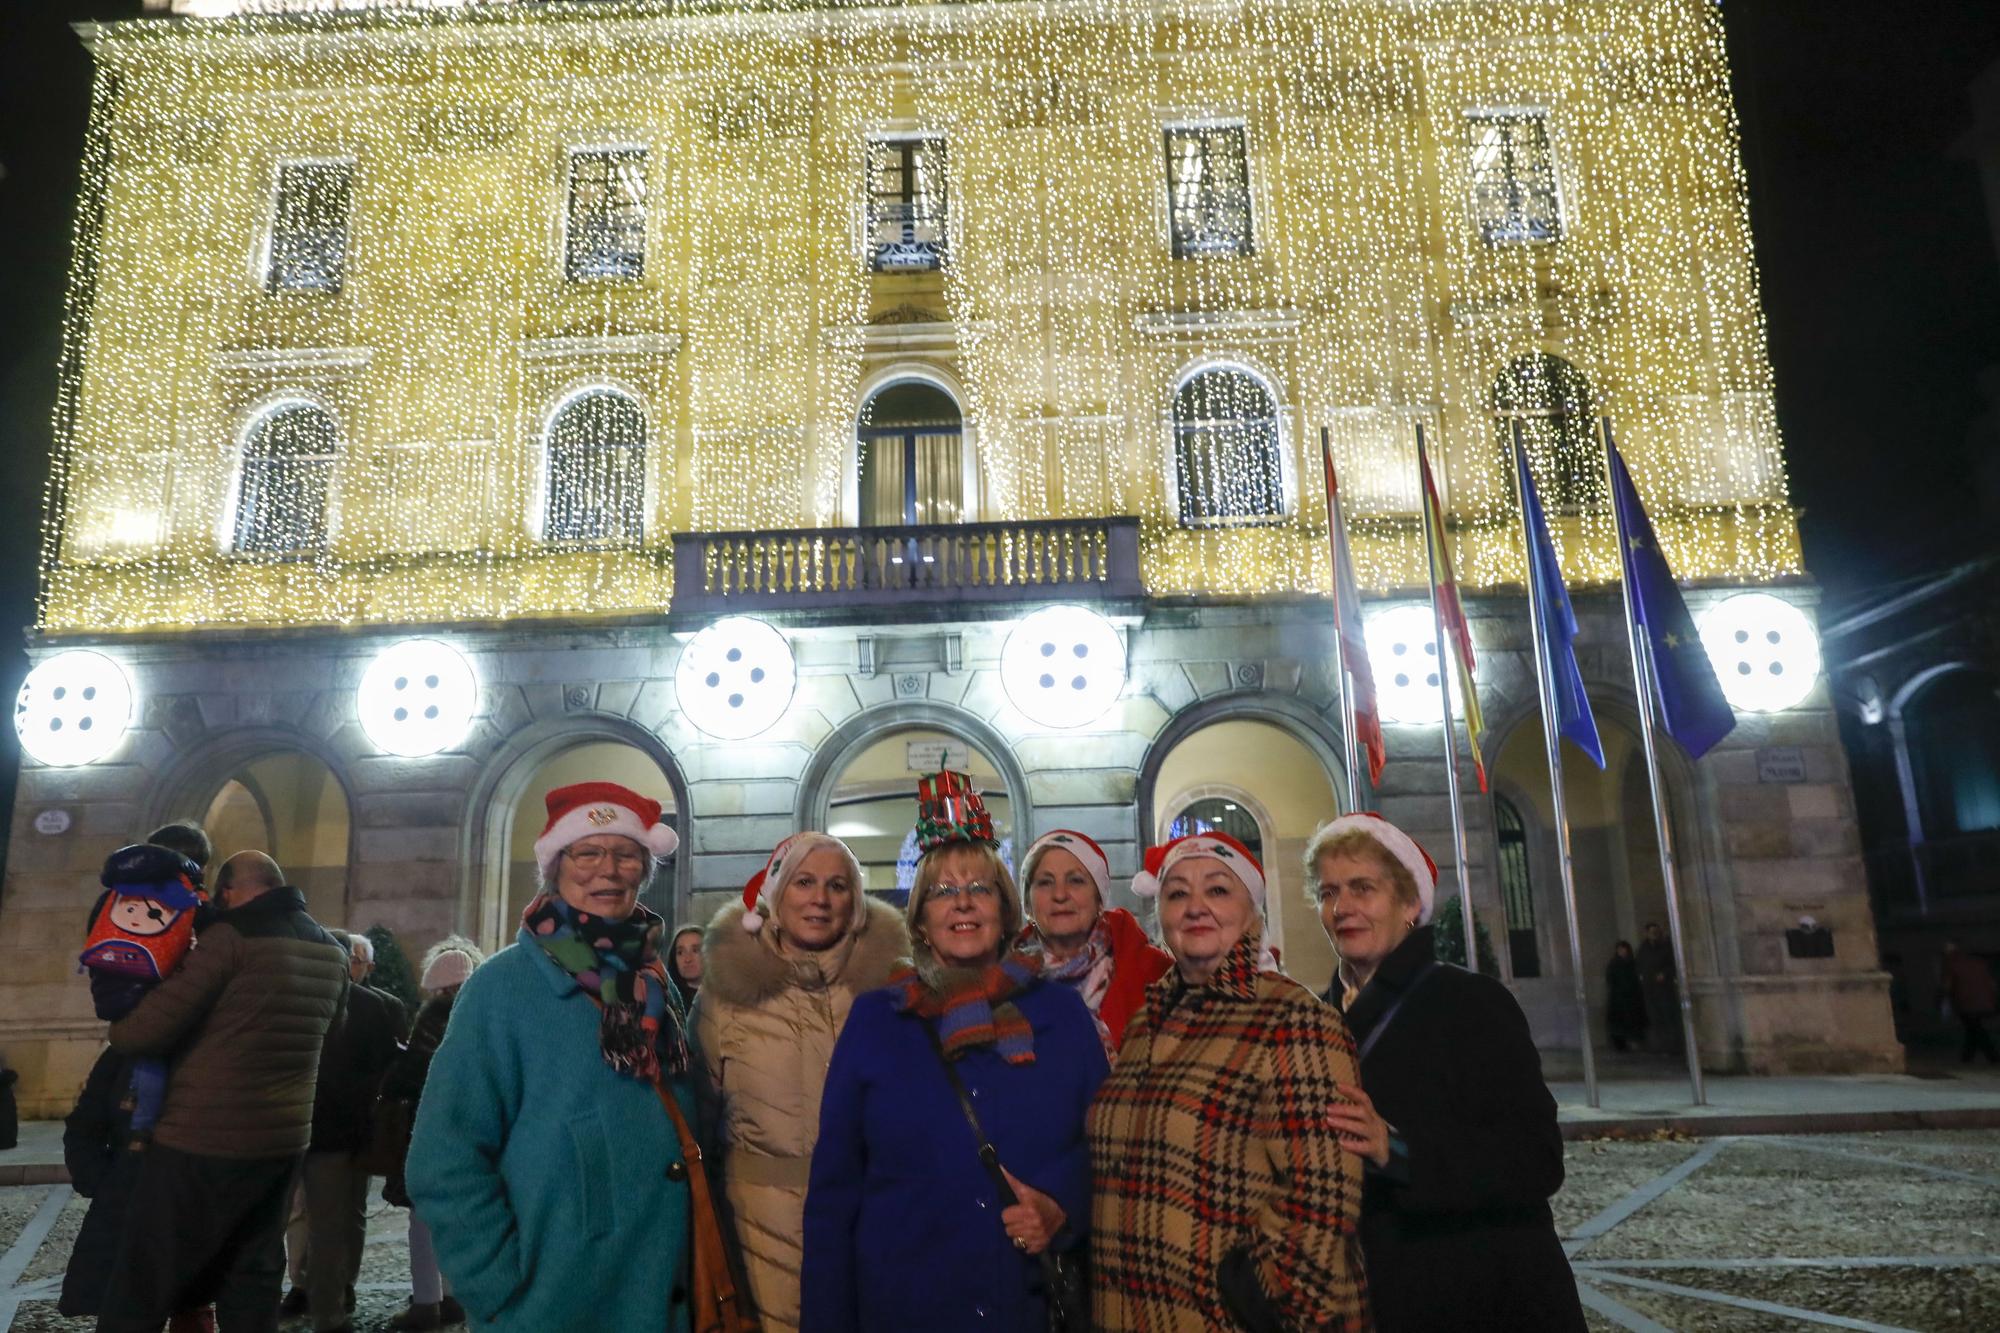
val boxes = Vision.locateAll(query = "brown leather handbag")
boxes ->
[649,1076,757,1333]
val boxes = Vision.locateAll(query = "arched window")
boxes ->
[1494,796,1541,978]
[1167,796,1264,863]
[544,388,645,544]
[1906,670,2000,840]
[1173,367,1283,524]
[233,400,338,555]
[857,380,964,527]
[1493,353,1598,512]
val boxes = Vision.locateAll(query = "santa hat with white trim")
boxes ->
[533,781,679,880]
[737,831,865,935]
[1131,831,1267,911]
[1020,829,1111,904]
[1311,812,1439,924]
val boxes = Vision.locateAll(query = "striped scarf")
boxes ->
[893,950,1042,1064]
[522,892,690,1080]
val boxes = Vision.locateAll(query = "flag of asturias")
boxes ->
[1608,442,1736,759]
[1418,436,1487,792]
[1321,437,1386,787]
[1514,440,1605,769]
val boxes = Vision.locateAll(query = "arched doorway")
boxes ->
[1901,668,2000,898]
[820,725,1015,903]
[199,751,353,926]
[1149,717,1342,992]
[1489,705,1699,1058]
[856,379,967,528]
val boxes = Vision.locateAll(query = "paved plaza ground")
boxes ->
[1,1128,1996,1332]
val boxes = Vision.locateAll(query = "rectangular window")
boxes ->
[565,146,648,282]
[1467,112,1563,244]
[266,160,352,294]
[1164,124,1253,259]
[866,136,947,273]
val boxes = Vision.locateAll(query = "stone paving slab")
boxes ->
[1554,1070,2000,1140]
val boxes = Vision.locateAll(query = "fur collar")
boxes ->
[701,896,910,1009]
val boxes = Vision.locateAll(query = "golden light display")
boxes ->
[43,0,1801,633]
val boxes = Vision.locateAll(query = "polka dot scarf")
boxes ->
[522,891,690,1080]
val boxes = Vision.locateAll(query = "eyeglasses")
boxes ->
[928,881,997,903]
[565,847,650,871]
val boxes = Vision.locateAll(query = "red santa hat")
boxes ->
[1131,831,1267,911]
[738,831,865,935]
[1020,829,1111,903]
[1311,812,1439,924]
[534,782,679,880]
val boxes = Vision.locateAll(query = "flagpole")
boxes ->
[1416,423,1478,975]
[1512,424,1598,1108]
[1323,430,1364,809]
[1603,418,1707,1106]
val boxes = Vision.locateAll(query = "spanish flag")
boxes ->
[1418,435,1488,792]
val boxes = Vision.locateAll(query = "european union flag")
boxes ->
[1514,443,1604,769]
[1608,442,1736,759]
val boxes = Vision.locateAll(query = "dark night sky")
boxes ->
[0,0,1995,798]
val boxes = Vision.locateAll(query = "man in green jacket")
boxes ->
[96,851,350,1333]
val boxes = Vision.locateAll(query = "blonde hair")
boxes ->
[1302,828,1421,912]
[906,842,1024,958]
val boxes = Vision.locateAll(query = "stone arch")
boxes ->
[1135,690,1350,848]
[460,715,692,948]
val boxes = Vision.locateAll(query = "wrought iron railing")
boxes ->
[672,517,1141,613]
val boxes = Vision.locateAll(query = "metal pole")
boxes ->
[1511,424,1598,1107]
[1603,418,1707,1106]
[1416,424,1479,975]
[1323,428,1363,810]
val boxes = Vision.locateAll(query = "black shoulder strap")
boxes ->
[924,1023,1021,1207]
[1356,960,1442,1063]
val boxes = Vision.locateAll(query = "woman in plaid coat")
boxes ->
[1089,831,1371,1333]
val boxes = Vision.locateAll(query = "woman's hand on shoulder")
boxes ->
[1327,1083,1391,1169]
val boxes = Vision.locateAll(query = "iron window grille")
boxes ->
[266,161,353,294]
[1493,352,1599,513]
[544,389,645,544]
[1173,368,1284,524]
[1167,798,1264,862]
[233,402,338,556]
[866,136,947,272]
[1467,112,1563,244]
[1164,124,1253,259]
[565,147,648,282]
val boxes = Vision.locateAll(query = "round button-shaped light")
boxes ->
[15,650,135,767]
[676,617,797,740]
[1001,605,1126,729]
[358,639,478,757]
[1365,604,1452,725]
[1698,592,1820,713]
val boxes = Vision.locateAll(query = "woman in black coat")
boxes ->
[1605,941,1648,1052]
[1311,813,1585,1333]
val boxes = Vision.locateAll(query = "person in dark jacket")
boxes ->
[96,850,351,1333]
[280,929,406,1332]
[1605,941,1648,1053]
[1312,813,1585,1333]
[1635,921,1682,1054]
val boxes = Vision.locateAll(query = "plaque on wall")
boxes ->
[1757,746,1807,784]
[33,808,73,836]
[906,740,970,773]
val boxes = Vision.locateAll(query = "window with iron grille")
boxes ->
[544,388,645,544]
[266,161,352,294]
[866,137,947,272]
[1495,796,1542,979]
[565,147,648,282]
[1173,368,1284,524]
[1164,124,1253,259]
[233,401,338,555]
[1493,352,1598,513]
[1168,797,1264,863]
[1467,112,1563,244]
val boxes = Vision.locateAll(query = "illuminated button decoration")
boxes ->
[1698,592,1820,713]
[15,650,135,767]
[358,638,478,757]
[676,617,797,740]
[1000,605,1126,729]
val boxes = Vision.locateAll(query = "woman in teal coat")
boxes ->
[406,782,693,1333]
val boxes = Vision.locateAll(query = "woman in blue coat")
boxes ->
[406,782,693,1333]
[801,772,1109,1333]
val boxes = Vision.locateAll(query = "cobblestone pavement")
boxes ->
[3,1130,1997,1331]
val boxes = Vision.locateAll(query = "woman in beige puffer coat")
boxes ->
[693,832,908,1333]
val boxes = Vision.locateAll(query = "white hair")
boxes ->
[348,934,375,963]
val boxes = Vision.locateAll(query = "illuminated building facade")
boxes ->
[0,0,1896,1112]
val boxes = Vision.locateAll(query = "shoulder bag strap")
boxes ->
[1355,960,1443,1063]
[923,1023,1022,1207]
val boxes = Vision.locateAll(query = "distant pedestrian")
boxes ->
[1942,941,1998,1065]
[1015,828,1171,1056]
[94,851,350,1333]
[668,924,704,1008]
[1605,941,1648,1053]
[1636,921,1682,1054]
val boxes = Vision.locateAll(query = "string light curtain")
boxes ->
[43,0,1801,633]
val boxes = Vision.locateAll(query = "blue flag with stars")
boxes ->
[1515,443,1604,769]
[1608,442,1736,759]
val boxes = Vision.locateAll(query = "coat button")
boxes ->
[666,1161,688,1182]
[977,1197,989,1210]
[975,1306,988,1318]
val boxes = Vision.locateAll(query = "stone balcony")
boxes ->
[671,516,1142,615]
